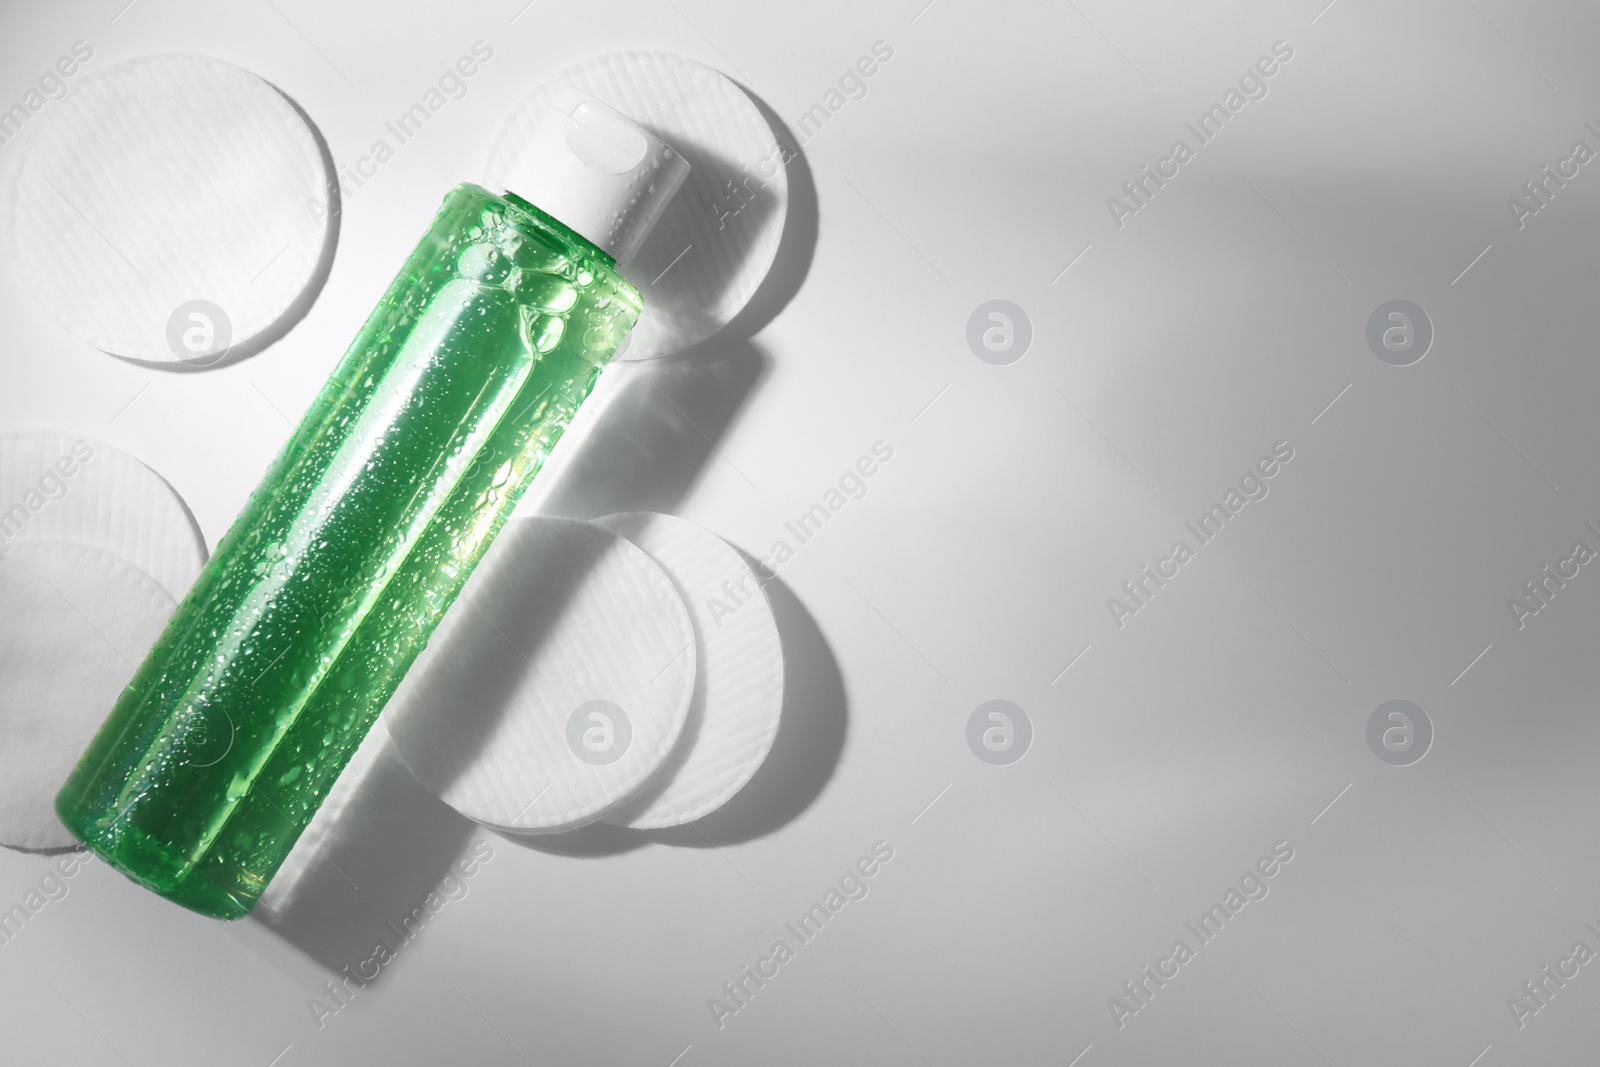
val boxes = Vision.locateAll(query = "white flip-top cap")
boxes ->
[502,87,690,267]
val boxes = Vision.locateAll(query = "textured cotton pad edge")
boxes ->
[597,512,784,829]
[0,542,175,851]
[386,516,696,834]
[0,428,207,601]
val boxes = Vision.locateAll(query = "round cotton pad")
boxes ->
[484,51,788,362]
[8,53,332,364]
[597,513,784,829]
[386,516,696,834]
[0,429,206,601]
[0,541,175,851]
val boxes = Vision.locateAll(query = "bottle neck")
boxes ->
[501,191,619,272]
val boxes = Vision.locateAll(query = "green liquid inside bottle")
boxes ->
[56,184,642,918]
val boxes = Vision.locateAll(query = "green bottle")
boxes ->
[55,90,689,919]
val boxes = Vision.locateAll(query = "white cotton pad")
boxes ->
[597,512,784,829]
[8,53,331,364]
[0,429,206,601]
[0,541,174,851]
[386,516,696,834]
[484,51,788,362]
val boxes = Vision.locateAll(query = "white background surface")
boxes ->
[5,0,1600,1064]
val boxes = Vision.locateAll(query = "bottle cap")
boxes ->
[502,88,690,267]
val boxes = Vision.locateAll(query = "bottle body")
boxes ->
[56,184,640,919]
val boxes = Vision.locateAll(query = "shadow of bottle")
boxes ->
[241,741,479,991]
[530,339,771,520]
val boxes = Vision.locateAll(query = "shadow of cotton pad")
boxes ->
[597,513,783,829]
[387,516,695,834]
[0,542,174,851]
[7,54,331,364]
[0,430,206,601]
[484,51,787,362]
